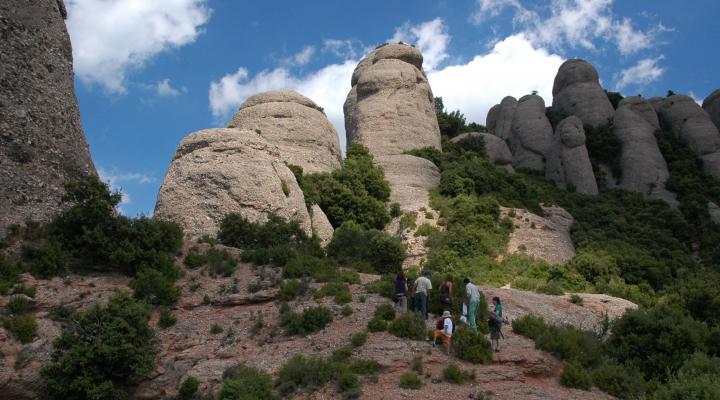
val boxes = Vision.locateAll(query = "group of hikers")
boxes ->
[393,269,504,353]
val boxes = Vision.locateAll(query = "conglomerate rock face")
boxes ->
[703,89,720,131]
[510,95,554,172]
[613,98,677,205]
[227,90,342,173]
[0,0,96,235]
[545,116,598,195]
[154,129,312,239]
[657,95,720,178]
[344,43,442,210]
[486,96,517,140]
[552,59,615,129]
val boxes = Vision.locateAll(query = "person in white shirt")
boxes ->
[464,277,482,331]
[412,270,433,320]
[434,310,454,353]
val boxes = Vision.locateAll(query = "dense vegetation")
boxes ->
[435,97,485,138]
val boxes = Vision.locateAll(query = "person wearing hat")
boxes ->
[412,270,433,320]
[433,310,454,353]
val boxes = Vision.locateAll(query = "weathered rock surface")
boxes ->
[545,116,598,195]
[344,43,441,156]
[510,95,554,172]
[154,129,311,239]
[703,89,720,131]
[657,95,720,178]
[487,96,518,140]
[613,100,677,205]
[552,59,614,128]
[709,202,720,225]
[227,90,341,173]
[375,154,440,211]
[0,0,96,236]
[501,206,575,264]
[309,204,334,247]
[451,132,514,171]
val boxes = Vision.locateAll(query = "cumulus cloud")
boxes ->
[322,39,359,60]
[391,18,450,71]
[614,56,665,90]
[155,78,186,96]
[282,46,316,66]
[472,0,664,56]
[66,0,211,94]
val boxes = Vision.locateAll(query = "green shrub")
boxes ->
[327,222,405,275]
[560,361,592,390]
[158,309,177,329]
[280,306,333,336]
[398,372,422,389]
[341,305,353,316]
[414,223,438,237]
[279,279,304,301]
[337,371,360,393]
[23,241,70,278]
[399,212,417,230]
[350,331,368,347]
[410,356,423,373]
[202,294,211,305]
[4,314,37,343]
[349,359,380,374]
[443,363,475,383]
[0,256,22,294]
[12,283,36,298]
[452,326,493,364]
[367,317,387,332]
[40,292,155,399]
[373,304,395,321]
[179,376,199,400]
[390,202,402,218]
[511,315,546,339]
[656,353,720,400]
[331,345,353,362]
[7,296,32,314]
[205,248,239,277]
[388,315,425,340]
[591,360,648,399]
[210,324,223,334]
[130,267,180,305]
[183,250,205,269]
[536,281,564,295]
[365,275,394,298]
[405,146,443,167]
[315,281,352,304]
[569,294,584,305]
[218,213,308,249]
[275,355,335,394]
[220,363,277,400]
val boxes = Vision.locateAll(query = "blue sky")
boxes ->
[65,0,720,216]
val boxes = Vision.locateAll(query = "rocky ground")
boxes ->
[500,205,576,265]
[0,243,635,399]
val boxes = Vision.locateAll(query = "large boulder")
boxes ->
[344,43,441,157]
[375,154,440,211]
[0,0,96,235]
[510,95,554,172]
[657,95,720,178]
[613,100,677,205]
[702,89,720,131]
[545,116,598,195]
[309,204,334,247]
[451,132,514,171]
[552,59,615,128]
[154,129,312,239]
[486,96,517,140]
[227,90,341,173]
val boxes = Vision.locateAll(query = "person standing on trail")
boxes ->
[394,270,408,314]
[463,277,481,331]
[489,296,503,352]
[434,310,454,353]
[412,270,432,320]
[439,275,454,312]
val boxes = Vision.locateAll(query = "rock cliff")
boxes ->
[545,116,598,195]
[703,89,720,131]
[510,95,554,172]
[552,59,614,128]
[0,0,96,235]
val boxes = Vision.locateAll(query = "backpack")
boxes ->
[436,317,454,333]
[488,311,502,328]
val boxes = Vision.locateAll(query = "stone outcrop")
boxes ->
[451,132,514,171]
[502,205,575,265]
[154,129,311,239]
[709,202,720,225]
[510,95,554,172]
[545,116,598,195]
[552,59,614,128]
[657,95,720,178]
[309,204,334,247]
[0,0,96,235]
[613,97,677,204]
[344,43,442,210]
[227,90,342,173]
[702,89,720,131]
[486,96,517,140]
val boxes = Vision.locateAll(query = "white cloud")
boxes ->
[66,0,211,94]
[155,78,186,96]
[429,34,564,125]
[98,168,156,214]
[614,56,664,90]
[391,18,450,71]
[282,46,316,66]
[322,39,358,60]
[472,0,664,56]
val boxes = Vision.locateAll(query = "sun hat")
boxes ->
[442,311,451,318]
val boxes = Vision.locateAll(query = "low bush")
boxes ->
[183,250,205,269]
[280,306,333,336]
[452,326,493,364]
[337,371,360,394]
[399,212,417,230]
[656,352,720,400]
[7,296,32,314]
[414,223,439,237]
[275,355,335,395]
[365,275,394,298]
[590,360,648,399]
[367,317,387,332]
[210,324,223,334]
[12,284,36,298]
[315,282,352,304]
[158,309,177,329]
[388,315,425,340]
[560,361,592,390]
[373,304,395,321]
[341,305,353,316]
[179,376,199,400]
[220,363,277,400]
[350,331,368,347]
[398,372,422,389]
[279,279,304,301]
[0,256,22,294]
[349,359,380,375]
[569,294,584,305]
[40,292,155,399]
[205,248,238,277]
[129,268,180,305]
[327,222,405,274]
[443,363,475,384]
[3,314,37,343]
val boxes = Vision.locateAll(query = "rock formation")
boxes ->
[451,132,514,172]
[154,129,311,239]
[0,0,96,235]
[552,59,615,128]
[545,116,598,195]
[510,95,554,172]
[344,43,442,210]
[613,97,677,204]
[657,95,720,178]
[502,205,576,264]
[702,89,720,131]
[227,90,342,173]
[309,204,334,247]
[486,96,517,140]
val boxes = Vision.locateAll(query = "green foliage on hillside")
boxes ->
[327,221,405,274]
[435,97,485,138]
